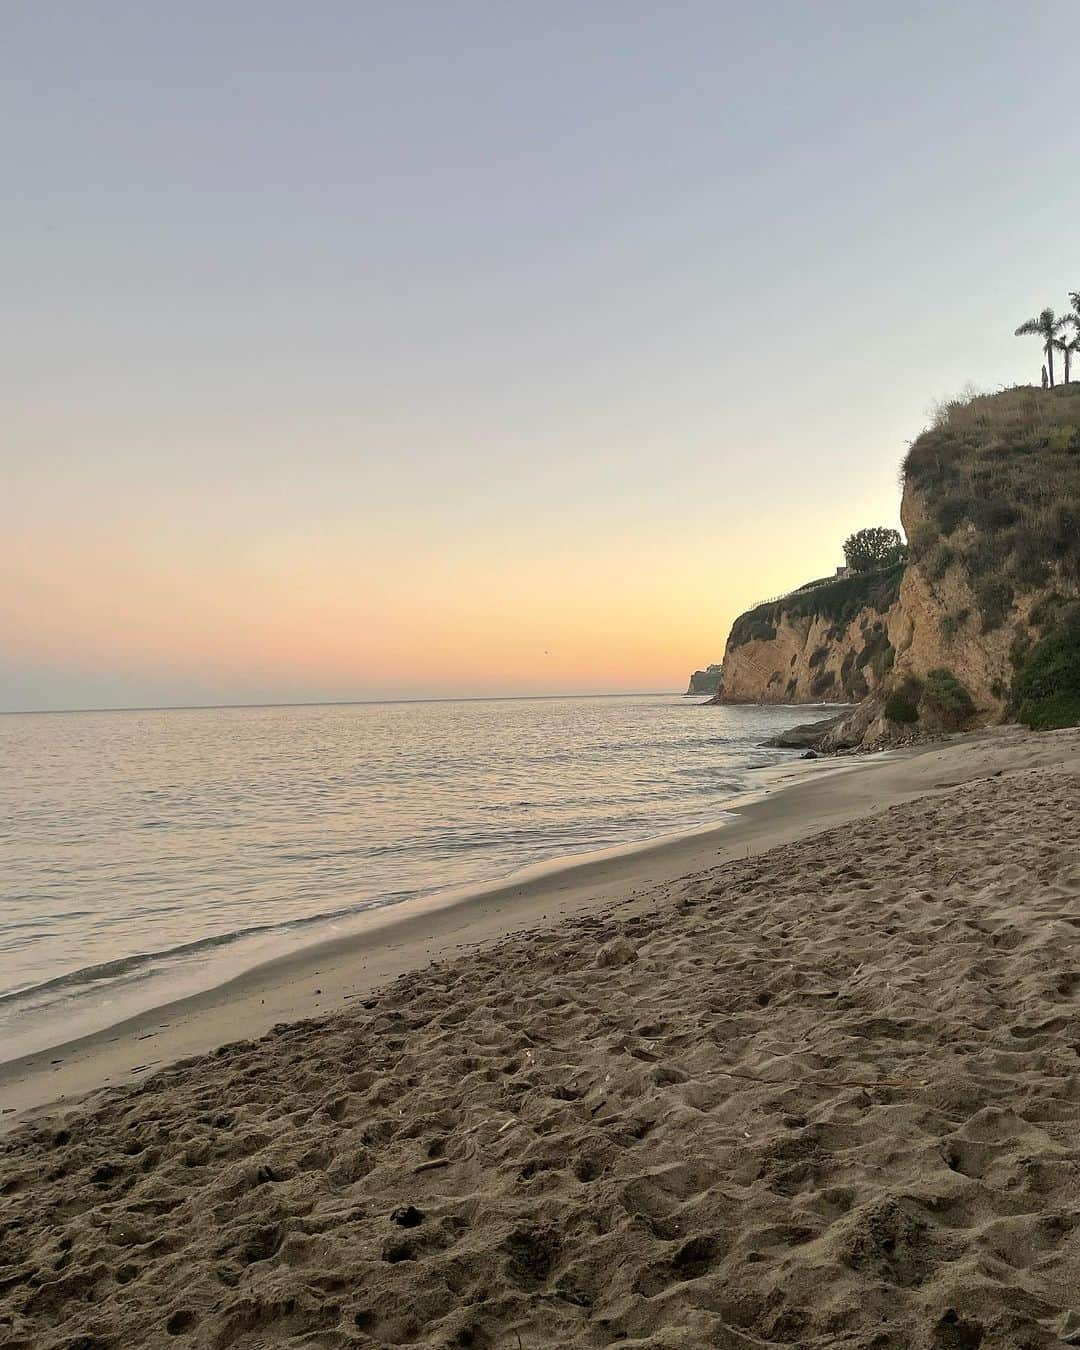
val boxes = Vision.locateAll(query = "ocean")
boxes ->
[0,693,830,1059]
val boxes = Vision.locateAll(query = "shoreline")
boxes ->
[2,723,1067,1130]
[0,750,840,1124]
[1,698,848,1071]
[0,747,829,1067]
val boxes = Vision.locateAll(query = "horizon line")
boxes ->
[0,690,688,718]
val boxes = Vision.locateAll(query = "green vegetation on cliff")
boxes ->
[923,667,975,727]
[900,384,1080,729]
[882,670,975,729]
[843,526,906,573]
[903,384,1080,631]
[727,562,904,650]
[1012,605,1080,729]
[884,688,919,724]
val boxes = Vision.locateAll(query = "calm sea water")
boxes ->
[0,694,829,1058]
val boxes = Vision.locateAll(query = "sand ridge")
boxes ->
[2,766,1080,1348]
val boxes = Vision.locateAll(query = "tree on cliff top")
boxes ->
[1015,308,1068,387]
[843,527,906,574]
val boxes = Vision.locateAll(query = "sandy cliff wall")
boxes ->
[716,608,893,705]
[821,480,1078,748]
[711,567,903,708]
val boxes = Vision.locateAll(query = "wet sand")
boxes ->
[2,725,1079,1347]
[0,732,1026,1123]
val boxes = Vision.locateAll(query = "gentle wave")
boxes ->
[0,695,834,1058]
[0,889,415,1010]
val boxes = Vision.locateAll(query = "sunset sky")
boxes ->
[5,3,1080,711]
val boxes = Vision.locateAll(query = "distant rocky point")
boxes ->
[685,664,723,695]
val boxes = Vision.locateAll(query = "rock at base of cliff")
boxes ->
[761,714,847,749]
[818,698,885,751]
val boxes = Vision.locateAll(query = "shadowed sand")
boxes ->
[1,726,1079,1347]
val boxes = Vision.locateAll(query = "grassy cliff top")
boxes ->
[902,385,1080,625]
[727,563,904,649]
[905,383,1080,479]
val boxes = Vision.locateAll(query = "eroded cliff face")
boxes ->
[711,566,904,710]
[820,485,1006,744]
[715,605,896,706]
[820,479,1079,748]
[713,412,1079,746]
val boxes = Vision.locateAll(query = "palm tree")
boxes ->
[1053,331,1080,385]
[1015,308,1068,386]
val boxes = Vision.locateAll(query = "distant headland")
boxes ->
[684,664,723,695]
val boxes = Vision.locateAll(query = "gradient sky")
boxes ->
[5,2,1080,711]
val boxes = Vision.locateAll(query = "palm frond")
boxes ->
[1016,308,1066,339]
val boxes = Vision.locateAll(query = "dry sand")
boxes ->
[2,726,1079,1348]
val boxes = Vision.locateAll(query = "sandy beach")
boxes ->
[2,725,1079,1348]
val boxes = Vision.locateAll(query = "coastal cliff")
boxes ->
[710,567,903,707]
[712,385,1080,745]
[685,664,723,695]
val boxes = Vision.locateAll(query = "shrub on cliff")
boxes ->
[1020,692,1080,729]
[885,688,920,723]
[1030,592,1073,634]
[923,668,975,727]
[1012,605,1080,729]
[974,577,1015,632]
[843,527,907,574]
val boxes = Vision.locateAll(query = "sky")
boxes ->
[4,2,1080,712]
